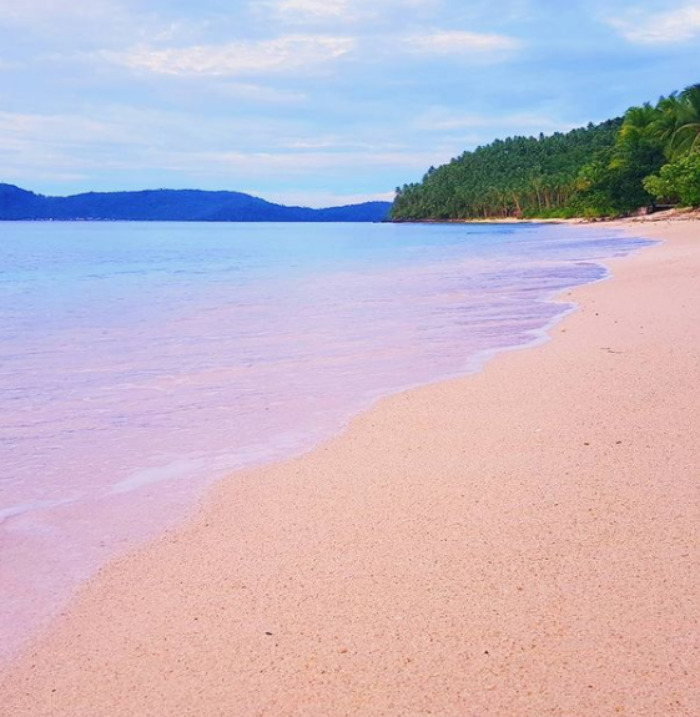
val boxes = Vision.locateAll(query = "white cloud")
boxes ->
[196,149,444,175]
[413,108,576,134]
[0,106,444,195]
[272,0,361,21]
[104,35,356,76]
[405,30,522,56]
[608,2,700,44]
[258,189,395,208]
[0,2,222,49]
[0,109,125,146]
[0,110,115,184]
[264,0,436,25]
[279,133,408,151]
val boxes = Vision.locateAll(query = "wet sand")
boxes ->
[1,220,698,716]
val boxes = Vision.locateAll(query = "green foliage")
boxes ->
[574,104,666,215]
[654,85,700,158]
[391,83,700,221]
[643,151,700,206]
[392,120,622,220]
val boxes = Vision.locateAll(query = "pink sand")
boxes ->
[1,220,698,715]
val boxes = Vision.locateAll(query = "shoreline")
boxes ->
[2,219,698,715]
[0,221,636,673]
[392,206,700,225]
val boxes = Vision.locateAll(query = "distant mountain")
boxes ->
[0,184,392,222]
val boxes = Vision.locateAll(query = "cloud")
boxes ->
[104,35,356,77]
[405,30,522,56]
[264,0,436,25]
[195,149,444,175]
[413,108,577,134]
[0,110,121,184]
[0,109,125,147]
[271,0,361,22]
[608,2,700,44]
[257,189,395,208]
[0,1,233,50]
[0,106,444,197]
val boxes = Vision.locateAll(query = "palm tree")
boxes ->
[670,84,700,156]
[618,103,658,146]
[650,94,681,151]
[651,84,700,158]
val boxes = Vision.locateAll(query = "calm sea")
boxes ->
[0,221,650,665]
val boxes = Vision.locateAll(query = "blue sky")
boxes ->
[1,1,699,207]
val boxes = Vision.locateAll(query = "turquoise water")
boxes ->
[0,221,650,664]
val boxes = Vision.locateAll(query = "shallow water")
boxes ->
[0,221,650,665]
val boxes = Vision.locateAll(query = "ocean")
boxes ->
[0,220,650,665]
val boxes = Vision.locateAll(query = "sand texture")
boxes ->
[1,221,698,715]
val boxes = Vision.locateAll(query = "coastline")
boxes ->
[393,206,700,225]
[1,220,698,715]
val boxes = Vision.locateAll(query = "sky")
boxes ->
[0,1,699,207]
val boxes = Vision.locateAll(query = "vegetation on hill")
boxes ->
[392,83,700,221]
[0,185,392,223]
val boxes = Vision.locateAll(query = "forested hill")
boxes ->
[393,120,623,220]
[392,83,700,221]
[0,185,392,222]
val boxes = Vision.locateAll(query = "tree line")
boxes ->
[391,83,700,221]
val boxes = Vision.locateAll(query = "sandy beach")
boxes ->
[1,220,698,715]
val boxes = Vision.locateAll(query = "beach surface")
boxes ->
[1,220,698,715]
